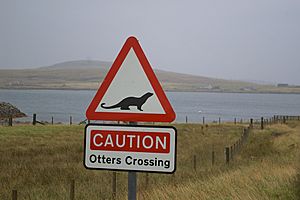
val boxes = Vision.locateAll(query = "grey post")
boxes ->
[185,116,188,123]
[51,116,54,125]
[250,118,253,128]
[128,172,137,200]
[234,118,236,124]
[261,117,264,130]
[202,117,205,125]
[70,116,72,125]
[128,122,137,200]
[219,117,221,124]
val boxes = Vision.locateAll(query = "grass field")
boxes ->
[0,121,299,199]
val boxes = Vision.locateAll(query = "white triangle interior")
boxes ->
[96,48,166,114]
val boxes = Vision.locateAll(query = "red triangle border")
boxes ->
[86,36,176,122]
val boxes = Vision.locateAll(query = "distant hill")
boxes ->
[0,60,299,93]
[40,60,112,70]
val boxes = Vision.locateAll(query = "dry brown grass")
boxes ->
[0,121,299,199]
[140,122,300,200]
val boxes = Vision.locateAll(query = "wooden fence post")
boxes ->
[12,190,17,200]
[225,147,230,164]
[233,143,236,154]
[244,128,248,143]
[261,117,264,130]
[32,113,36,125]
[112,172,117,200]
[70,180,75,200]
[202,117,205,125]
[70,116,72,125]
[250,118,253,128]
[219,117,221,124]
[234,118,236,124]
[241,129,244,144]
[51,116,54,125]
[185,116,188,123]
[283,116,286,124]
[9,116,13,126]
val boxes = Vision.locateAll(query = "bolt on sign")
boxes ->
[85,36,176,173]
[84,124,176,173]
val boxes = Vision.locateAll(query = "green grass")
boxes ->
[0,122,299,199]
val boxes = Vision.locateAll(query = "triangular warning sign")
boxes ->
[86,36,176,122]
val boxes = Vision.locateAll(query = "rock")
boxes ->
[0,102,27,119]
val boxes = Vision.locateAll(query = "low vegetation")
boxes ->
[0,121,299,199]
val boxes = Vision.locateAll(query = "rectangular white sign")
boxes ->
[84,124,177,173]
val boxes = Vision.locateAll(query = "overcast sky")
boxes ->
[1,0,300,84]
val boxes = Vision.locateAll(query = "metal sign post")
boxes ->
[128,171,137,200]
[128,121,137,200]
[84,36,177,200]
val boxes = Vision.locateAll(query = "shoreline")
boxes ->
[1,87,300,95]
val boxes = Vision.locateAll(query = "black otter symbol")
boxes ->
[101,92,153,111]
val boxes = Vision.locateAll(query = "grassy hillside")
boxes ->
[1,60,300,93]
[0,121,299,199]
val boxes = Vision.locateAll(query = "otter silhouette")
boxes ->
[101,92,153,111]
